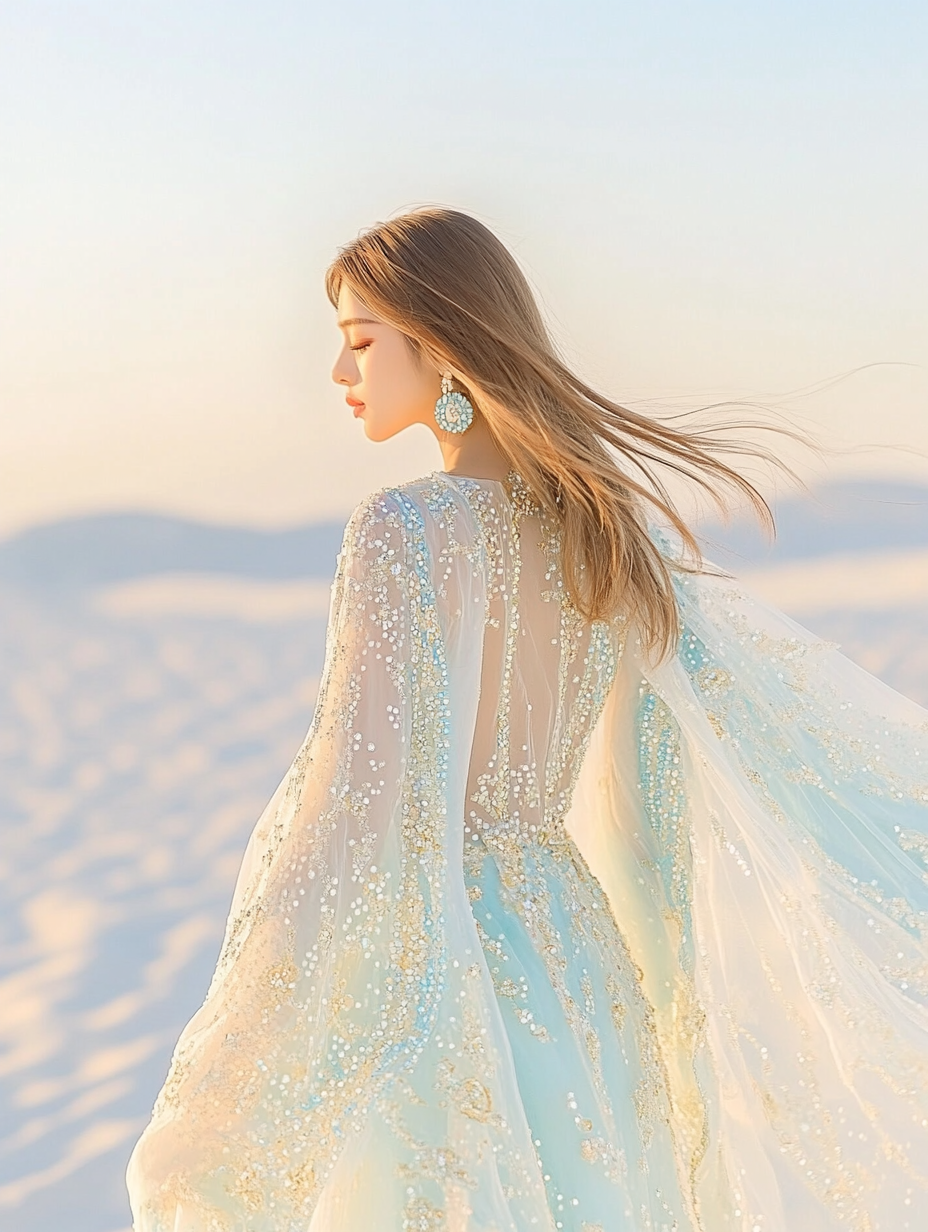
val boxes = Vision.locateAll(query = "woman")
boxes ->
[127,208,928,1231]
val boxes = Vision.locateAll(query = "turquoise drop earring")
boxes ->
[434,372,474,434]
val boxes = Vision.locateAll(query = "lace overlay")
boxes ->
[126,474,928,1232]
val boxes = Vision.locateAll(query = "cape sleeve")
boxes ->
[127,483,555,1232]
[568,523,928,1230]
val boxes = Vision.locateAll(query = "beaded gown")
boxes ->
[127,470,928,1231]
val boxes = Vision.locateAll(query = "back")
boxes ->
[438,471,627,851]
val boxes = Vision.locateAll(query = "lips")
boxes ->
[346,396,365,416]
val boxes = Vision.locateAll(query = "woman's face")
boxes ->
[331,284,442,442]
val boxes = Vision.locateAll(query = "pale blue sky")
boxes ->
[2,0,927,533]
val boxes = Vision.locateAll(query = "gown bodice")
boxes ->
[447,472,624,853]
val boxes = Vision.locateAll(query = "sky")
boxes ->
[1,0,927,537]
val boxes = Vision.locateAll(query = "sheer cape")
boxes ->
[571,525,928,1229]
[126,473,928,1231]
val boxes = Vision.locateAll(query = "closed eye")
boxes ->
[351,343,371,353]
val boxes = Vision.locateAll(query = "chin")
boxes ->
[362,416,407,443]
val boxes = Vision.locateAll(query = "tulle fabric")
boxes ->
[126,475,928,1231]
[568,525,928,1229]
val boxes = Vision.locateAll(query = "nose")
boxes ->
[331,344,355,387]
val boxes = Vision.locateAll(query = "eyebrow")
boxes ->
[337,317,380,329]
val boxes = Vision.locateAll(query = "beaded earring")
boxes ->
[434,372,474,434]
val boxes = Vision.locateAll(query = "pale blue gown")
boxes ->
[126,471,928,1231]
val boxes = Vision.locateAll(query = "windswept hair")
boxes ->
[326,207,818,664]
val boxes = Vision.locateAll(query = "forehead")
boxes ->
[336,284,381,323]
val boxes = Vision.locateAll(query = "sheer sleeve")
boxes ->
[127,483,555,1232]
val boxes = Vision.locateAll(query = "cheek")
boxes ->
[368,350,435,420]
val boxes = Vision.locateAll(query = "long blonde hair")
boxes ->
[326,207,818,664]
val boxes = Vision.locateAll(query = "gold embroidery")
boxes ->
[403,1195,446,1230]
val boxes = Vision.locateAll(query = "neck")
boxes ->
[436,415,511,481]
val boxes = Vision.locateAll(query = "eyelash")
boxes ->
[351,343,371,353]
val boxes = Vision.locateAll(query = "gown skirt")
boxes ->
[463,829,690,1231]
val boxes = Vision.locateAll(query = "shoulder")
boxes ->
[338,474,444,569]
[344,486,404,537]
[338,488,406,581]
[344,473,464,540]
[340,474,485,587]
[339,477,489,630]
